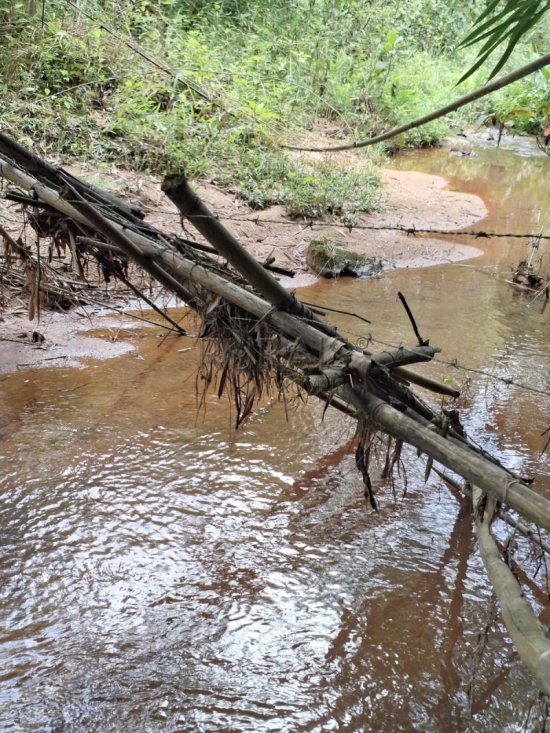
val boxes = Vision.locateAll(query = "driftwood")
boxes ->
[1,132,550,693]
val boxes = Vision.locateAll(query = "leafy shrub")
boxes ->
[1,0,546,220]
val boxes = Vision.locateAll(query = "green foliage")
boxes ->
[459,0,550,82]
[377,53,462,147]
[102,78,379,219]
[279,164,378,223]
[0,0,547,222]
[489,59,550,133]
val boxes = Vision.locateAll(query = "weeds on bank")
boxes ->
[0,1,547,220]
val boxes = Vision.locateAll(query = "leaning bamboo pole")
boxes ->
[2,149,550,532]
[472,486,550,695]
[162,174,338,337]
[3,137,550,693]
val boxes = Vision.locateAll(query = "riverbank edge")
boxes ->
[0,166,487,375]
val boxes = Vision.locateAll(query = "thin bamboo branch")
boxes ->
[77,235,295,277]
[283,52,550,152]
[499,513,550,557]
[0,222,31,261]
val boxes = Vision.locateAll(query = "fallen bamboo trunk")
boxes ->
[162,174,336,336]
[0,132,144,222]
[118,214,550,532]
[472,486,550,695]
[4,137,550,694]
[340,387,550,533]
[3,150,549,532]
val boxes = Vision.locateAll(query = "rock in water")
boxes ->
[306,236,382,279]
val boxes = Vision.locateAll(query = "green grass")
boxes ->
[0,1,547,221]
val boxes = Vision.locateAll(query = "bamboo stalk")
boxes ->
[392,367,461,398]
[0,132,143,221]
[162,174,335,336]
[401,404,525,482]
[340,387,550,533]
[305,346,442,395]
[472,486,550,695]
[61,184,197,309]
[304,368,349,394]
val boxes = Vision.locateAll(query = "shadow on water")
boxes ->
[1,137,550,732]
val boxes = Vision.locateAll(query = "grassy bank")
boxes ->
[0,1,548,220]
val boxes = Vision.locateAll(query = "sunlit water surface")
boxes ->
[1,138,550,732]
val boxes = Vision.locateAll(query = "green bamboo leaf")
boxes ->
[461,12,523,48]
[488,11,548,78]
[460,5,518,46]
[458,0,549,83]
[460,0,528,38]
[469,23,516,58]
[464,0,507,31]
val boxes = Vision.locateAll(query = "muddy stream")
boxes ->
[1,138,550,732]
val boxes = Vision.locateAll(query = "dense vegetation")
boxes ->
[0,1,548,220]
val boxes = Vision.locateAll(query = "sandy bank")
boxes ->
[0,164,487,374]
[185,167,486,274]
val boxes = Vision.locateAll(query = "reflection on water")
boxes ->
[1,138,550,732]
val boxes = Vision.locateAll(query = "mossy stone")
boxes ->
[306,238,382,279]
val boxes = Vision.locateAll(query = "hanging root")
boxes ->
[355,418,381,510]
[196,296,308,428]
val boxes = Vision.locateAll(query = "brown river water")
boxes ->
[1,137,550,732]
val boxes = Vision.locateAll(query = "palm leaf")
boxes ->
[458,0,550,83]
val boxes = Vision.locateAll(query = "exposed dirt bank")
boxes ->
[0,163,486,374]
[190,168,485,272]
